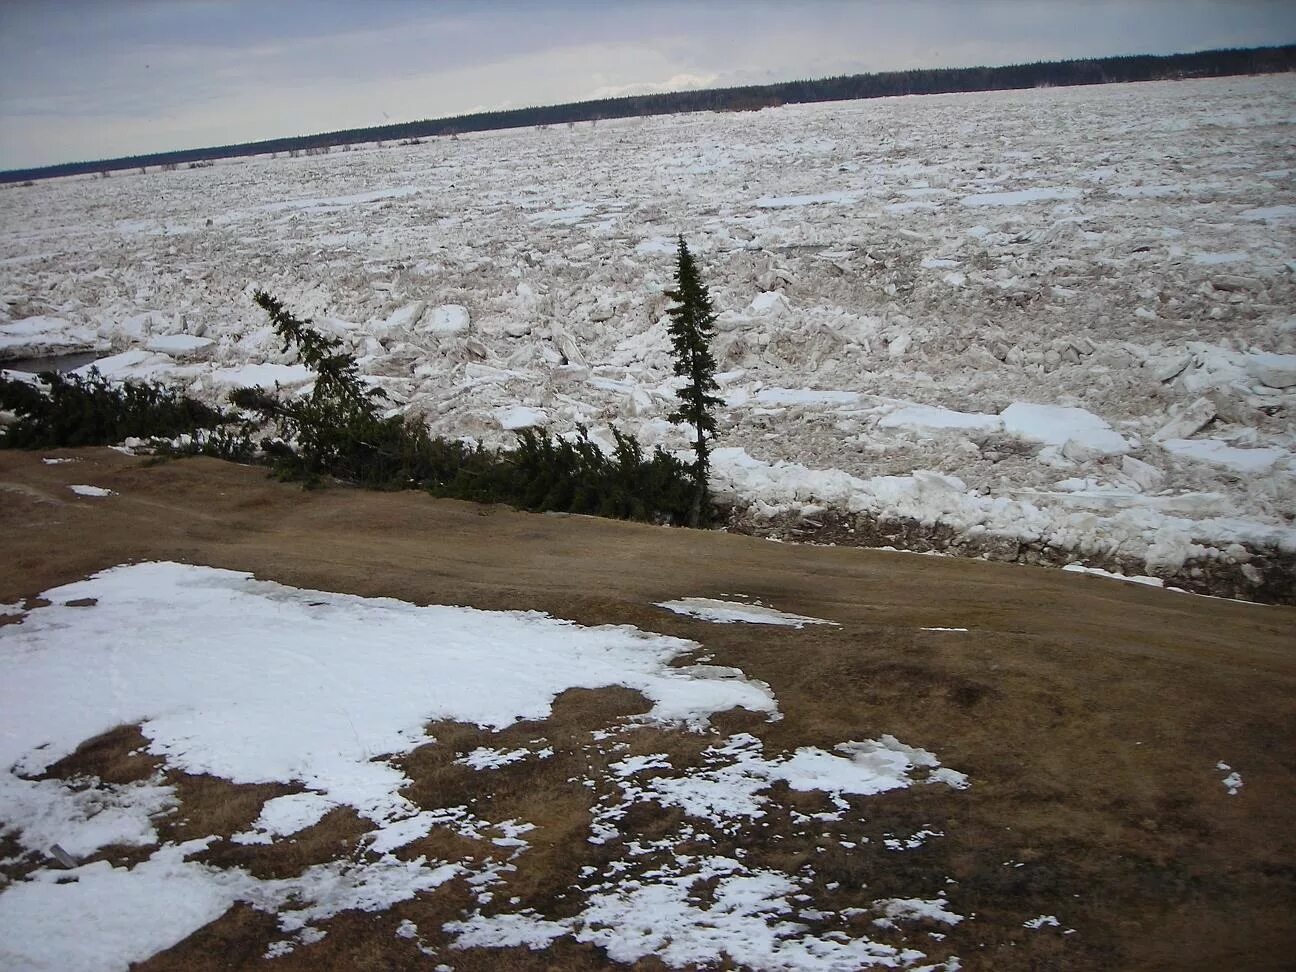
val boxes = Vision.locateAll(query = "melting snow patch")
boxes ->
[68,484,114,497]
[603,732,967,828]
[0,841,252,972]
[874,897,965,927]
[231,792,338,846]
[656,597,836,628]
[455,853,936,969]
[1024,914,1061,929]
[0,563,789,967]
[1061,565,1165,588]
[456,747,541,771]
[0,562,775,831]
[1217,761,1243,796]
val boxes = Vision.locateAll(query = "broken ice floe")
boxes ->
[3,76,1294,598]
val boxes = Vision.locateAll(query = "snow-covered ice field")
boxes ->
[2,75,1294,597]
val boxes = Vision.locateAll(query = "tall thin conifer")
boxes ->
[664,237,723,526]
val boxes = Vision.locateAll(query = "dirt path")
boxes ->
[3,448,1294,970]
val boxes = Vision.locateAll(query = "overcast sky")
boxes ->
[1,0,1292,169]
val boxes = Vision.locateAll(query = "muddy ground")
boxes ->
[1,448,1293,971]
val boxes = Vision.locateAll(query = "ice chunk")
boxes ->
[1120,456,1165,492]
[748,291,790,317]
[1000,402,1129,456]
[0,316,102,358]
[144,334,214,359]
[384,301,426,331]
[495,405,549,430]
[1153,398,1216,442]
[1245,352,1296,389]
[1239,205,1296,222]
[879,404,1002,433]
[209,363,314,390]
[422,304,470,336]
[960,187,1081,207]
[754,191,855,208]
[1160,438,1288,474]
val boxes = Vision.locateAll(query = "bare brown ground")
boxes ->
[2,448,1294,971]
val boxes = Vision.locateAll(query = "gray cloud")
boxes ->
[1,0,1293,168]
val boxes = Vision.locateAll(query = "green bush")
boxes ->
[244,293,695,522]
[0,369,234,449]
[435,426,693,522]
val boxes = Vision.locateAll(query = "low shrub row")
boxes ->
[0,294,700,526]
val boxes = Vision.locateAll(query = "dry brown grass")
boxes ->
[3,448,1294,970]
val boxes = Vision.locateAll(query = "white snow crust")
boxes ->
[656,597,836,627]
[0,563,968,970]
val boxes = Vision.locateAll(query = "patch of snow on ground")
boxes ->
[0,563,774,834]
[1061,564,1166,588]
[1217,761,1244,796]
[0,563,970,970]
[604,732,966,829]
[0,841,256,972]
[874,896,965,927]
[231,793,338,846]
[455,747,535,770]
[656,597,836,628]
[68,484,114,497]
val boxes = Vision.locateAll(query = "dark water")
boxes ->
[2,351,102,374]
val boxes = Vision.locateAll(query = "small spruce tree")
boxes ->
[664,236,723,527]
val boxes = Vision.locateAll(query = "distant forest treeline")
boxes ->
[4,44,1293,184]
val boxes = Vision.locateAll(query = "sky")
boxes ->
[1,0,1293,170]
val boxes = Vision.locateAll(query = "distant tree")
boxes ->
[664,237,723,527]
